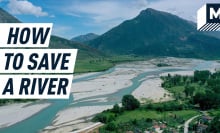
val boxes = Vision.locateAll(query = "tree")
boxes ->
[184,85,195,97]
[193,90,220,110]
[194,70,210,83]
[93,113,108,123]
[122,95,140,110]
[106,121,117,131]
[207,116,220,132]
[112,104,121,113]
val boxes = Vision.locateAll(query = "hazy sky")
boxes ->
[0,0,218,39]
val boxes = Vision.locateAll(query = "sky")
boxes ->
[0,0,218,39]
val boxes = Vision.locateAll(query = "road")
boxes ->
[184,115,201,133]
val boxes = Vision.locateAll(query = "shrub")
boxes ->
[106,122,117,131]
[111,104,121,113]
[122,95,140,110]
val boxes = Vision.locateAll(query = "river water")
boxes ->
[0,60,216,133]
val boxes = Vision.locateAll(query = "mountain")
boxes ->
[50,35,104,59]
[0,8,20,23]
[89,8,220,59]
[49,36,113,72]
[71,33,99,43]
[0,8,101,57]
[204,31,220,39]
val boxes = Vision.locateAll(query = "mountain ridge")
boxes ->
[88,8,220,59]
[71,33,99,43]
[0,8,20,23]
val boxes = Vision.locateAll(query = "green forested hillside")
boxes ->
[0,8,20,23]
[49,36,112,73]
[89,8,220,59]
[71,33,99,43]
[0,8,113,73]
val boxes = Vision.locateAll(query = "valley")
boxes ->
[0,57,219,133]
[0,4,220,133]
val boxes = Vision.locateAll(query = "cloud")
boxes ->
[64,0,220,28]
[49,14,55,18]
[64,0,148,27]
[54,0,220,37]
[7,0,48,17]
[146,0,219,22]
[52,25,73,39]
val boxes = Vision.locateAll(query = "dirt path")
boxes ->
[72,122,103,133]
[184,115,201,133]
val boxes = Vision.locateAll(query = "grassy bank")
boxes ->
[110,109,198,125]
[93,100,199,132]
[75,59,113,73]
[0,99,36,106]
[74,55,145,73]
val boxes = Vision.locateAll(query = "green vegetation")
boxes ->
[0,8,20,23]
[93,96,199,132]
[156,63,170,67]
[74,58,113,73]
[94,70,220,132]
[88,8,220,59]
[209,109,220,116]
[106,55,146,64]
[49,36,146,73]
[71,33,99,43]
[49,35,111,73]
[0,99,35,106]
[74,55,145,73]
[145,101,190,112]
[162,70,220,132]
[162,70,220,110]
[207,115,220,132]
[122,95,140,110]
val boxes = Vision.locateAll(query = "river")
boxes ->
[0,59,217,133]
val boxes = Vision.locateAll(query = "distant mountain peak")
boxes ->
[86,33,98,36]
[141,8,157,13]
[139,8,164,16]
[88,8,220,58]
[71,33,99,43]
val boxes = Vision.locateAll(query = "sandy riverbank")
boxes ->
[42,61,157,132]
[43,58,196,132]
[72,67,143,101]
[132,77,172,103]
[0,102,50,128]
[42,67,145,133]
[2,57,219,133]
[43,105,112,133]
[160,70,194,77]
